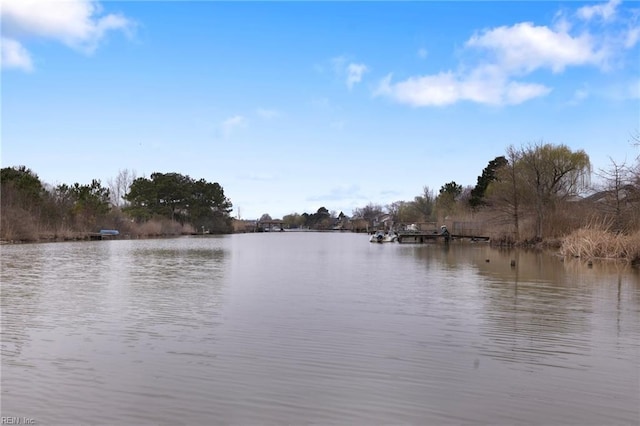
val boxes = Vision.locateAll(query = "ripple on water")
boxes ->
[1,235,639,424]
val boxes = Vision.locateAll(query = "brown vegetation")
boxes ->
[561,224,640,261]
[0,208,195,243]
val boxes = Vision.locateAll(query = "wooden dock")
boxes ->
[397,232,489,244]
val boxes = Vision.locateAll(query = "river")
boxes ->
[1,232,639,424]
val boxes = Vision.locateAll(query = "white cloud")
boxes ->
[346,63,368,89]
[466,22,604,73]
[375,72,459,107]
[0,37,33,71]
[577,0,621,22]
[375,1,639,108]
[221,115,247,137]
[1,0,133,70]
[374,70,551,107]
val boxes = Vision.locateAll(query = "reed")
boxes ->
[561,220,640,261]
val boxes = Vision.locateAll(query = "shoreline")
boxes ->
[2,232,638,266]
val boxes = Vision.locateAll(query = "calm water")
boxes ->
[1,233,639,425]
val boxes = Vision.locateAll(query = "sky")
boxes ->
[2,0,639,220]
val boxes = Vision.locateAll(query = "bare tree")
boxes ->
[595,158,633,232]
[108,168,137,208]
[411,186,436,222]
[352,203,384,226]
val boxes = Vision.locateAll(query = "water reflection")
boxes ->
[1,243,48,361]
[402,243,640,372]
[2,235,639,425]
[479,252,639,377]
[1,238,230,424]
[124,239,228,337]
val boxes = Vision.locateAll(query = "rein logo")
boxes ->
[1,418,35,425]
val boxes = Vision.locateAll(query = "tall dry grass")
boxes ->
[0,204,196,242]
[126,218,194,237]
[560,220,640,261]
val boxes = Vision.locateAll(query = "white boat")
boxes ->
[369,230,398,243]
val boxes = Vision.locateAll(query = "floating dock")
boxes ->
[396,232,489,244]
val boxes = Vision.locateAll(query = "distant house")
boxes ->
[332,211,350,230]
[373,214,393,229]
[580,185,640,205]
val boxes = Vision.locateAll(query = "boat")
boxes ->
[369,230,398,243]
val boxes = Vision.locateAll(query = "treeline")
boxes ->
[386,142,637,243]
[0,167,234,242]
[265,207,346,230]
[273,141,640,258]
[3,140,639,259]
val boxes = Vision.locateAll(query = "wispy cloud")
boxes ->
[221,115,247,137]
[577,0,621,22]
[624,25,640,48]
[374,0,638,107]
[1,0,134,71]
[1,37,33,71]
[330,56,369,89]
[417,48,428,59]
[346,63,368,89]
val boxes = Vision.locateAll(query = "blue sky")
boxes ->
[2,0,639,220]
